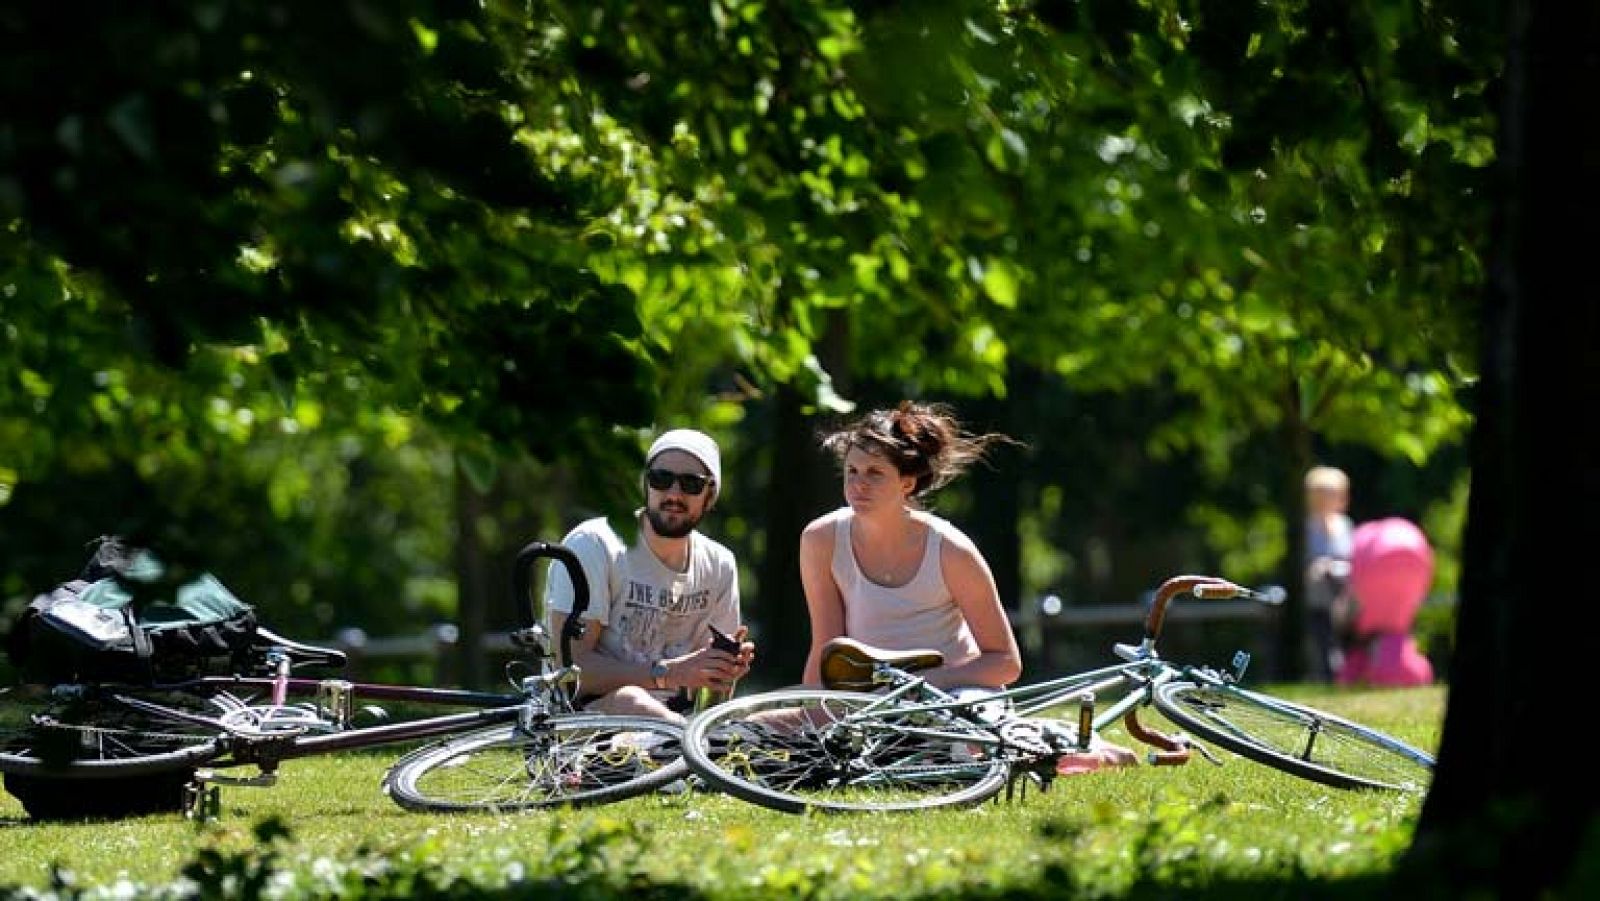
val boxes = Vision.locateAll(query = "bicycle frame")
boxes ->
[813,575,1281,766]
[181,541,598,799]
[683,573,1433,813]
[114,669,571,773]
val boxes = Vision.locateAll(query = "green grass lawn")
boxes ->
[0,684,1445,899]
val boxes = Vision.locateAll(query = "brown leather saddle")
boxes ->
[819,636,944,691]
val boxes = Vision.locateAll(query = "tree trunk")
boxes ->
[756,308,851,686]
[963,369,1028,657]
[1402,2,1600,894]
[758,383,817,684]
[1274,408,1315,682]
[454,464,489,690]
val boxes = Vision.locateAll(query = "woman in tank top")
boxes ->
[799,401,1137,772]
[798,401,1023,690]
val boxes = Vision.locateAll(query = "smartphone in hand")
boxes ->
[708,623,742,654]
[698,623,744,712]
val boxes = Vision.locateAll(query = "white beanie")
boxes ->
[646,428,723,502]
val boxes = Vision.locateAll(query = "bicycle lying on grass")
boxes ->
[0,541,687,819]
[681,574,1436,814]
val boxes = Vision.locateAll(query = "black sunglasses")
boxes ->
[645,468,711,496]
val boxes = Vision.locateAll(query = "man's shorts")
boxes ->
[574,689,694,715]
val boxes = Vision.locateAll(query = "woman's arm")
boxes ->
[930,529,1023,689]
[799,517,847,685]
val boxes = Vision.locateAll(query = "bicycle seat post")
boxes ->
[266,648,290,707]
[872,662,898,687]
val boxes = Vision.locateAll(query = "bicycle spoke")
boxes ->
[386,716,687,812]
[1154,682,1433,791]
[684,689,1009,813]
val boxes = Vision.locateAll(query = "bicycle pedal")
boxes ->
[193,767,280,789]
[1031,769,1053,794]
[183,781,222,822]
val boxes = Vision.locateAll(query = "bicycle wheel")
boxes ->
[0,685,225,778]
[1152,681,1434,792]
[0,684,226,819]
[384,715,689,813]
[682,688,1010,814]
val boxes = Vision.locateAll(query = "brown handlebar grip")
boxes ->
[1123,710,1196,765]
[1142,575,1243,641]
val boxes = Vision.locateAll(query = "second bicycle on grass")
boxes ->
[680,574,1436,814]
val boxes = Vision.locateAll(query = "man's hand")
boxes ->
[666,625,754,690]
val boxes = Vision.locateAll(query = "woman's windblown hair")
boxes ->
[820,400,1018,501]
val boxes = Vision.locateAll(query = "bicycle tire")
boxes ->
[384,715,689,813]
[0,685,224,779]
[681,688,1010,814]
[0,685,228,819]
[1152,680,1434,792]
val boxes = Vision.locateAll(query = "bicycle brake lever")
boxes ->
[1185,736,1223,766]
[1250,585,1287,605]
[510,625,550,650]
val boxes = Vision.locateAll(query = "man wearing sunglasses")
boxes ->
[544,428,754,722]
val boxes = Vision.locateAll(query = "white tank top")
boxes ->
[826,508,980,668]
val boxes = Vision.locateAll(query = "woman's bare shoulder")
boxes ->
[803,507,849,533]
[801,508,848,544]
[921,511,978,551]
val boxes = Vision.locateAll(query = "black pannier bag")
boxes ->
[6,536,259,685]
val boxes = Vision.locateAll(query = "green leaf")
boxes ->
[981,258,1020,308]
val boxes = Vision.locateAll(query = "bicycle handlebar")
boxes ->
[1144,575,1283,643]
[511,540,590,667]
[1123,709,1192,766]
[1194,582,1285,604]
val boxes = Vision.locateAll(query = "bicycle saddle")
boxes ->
[820,636,943,691]
[253,626,348,670]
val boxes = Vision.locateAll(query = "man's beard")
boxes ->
[645,502,701,538]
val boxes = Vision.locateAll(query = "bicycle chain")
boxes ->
[34,716,213,747]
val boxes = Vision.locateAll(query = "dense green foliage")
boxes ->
[0,3,1496,676]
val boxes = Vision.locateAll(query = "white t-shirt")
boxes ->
[544,515,741,694]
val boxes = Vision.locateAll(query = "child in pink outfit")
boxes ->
[1335,517,1436,687]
